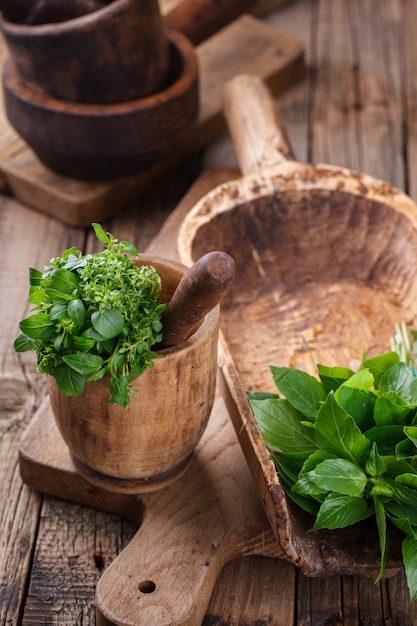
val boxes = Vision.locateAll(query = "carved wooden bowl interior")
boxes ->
[178,75,417,579]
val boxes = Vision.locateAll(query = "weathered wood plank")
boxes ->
[22,497,137,626]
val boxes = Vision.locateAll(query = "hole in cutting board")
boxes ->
[138,580,156,594]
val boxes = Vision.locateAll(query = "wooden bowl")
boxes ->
[0,0,170,103]
[48,255,219,494]
[2,29,199,180]
[178,75,417,578]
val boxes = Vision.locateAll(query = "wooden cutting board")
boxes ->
[18,169,287,626]
[0,14,304,227]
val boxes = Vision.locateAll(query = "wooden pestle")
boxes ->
[158,251,235,349]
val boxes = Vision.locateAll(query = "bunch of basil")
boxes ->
[249,351,417,600]
[14,223,165,409]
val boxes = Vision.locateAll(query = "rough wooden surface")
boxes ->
[3,1,417,625]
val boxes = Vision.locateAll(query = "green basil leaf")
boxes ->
[374,392,413,426]
[379,362,415,399]
[364,425,405,456]
[306,458,368,497]
[395,473,417,490]
[91,309,125,339]
[311,493,371,530]
[271,455,320,514]
[361,352,400,388]
[365,442,387,477]
[250,397,318,460]
[44,288,75,302]
[382,455,417,478]
[335,387,376,431]
[373,496,388,583]
[13,333,34,352]
[317,364,354,393]
[67,299,85,326]
[395,437,417,461]
[29,267,43,286]
[269,366,326,419]
[315,392,370,463]
[92,222,109,244]
[404,426,417,448]
[72,336,95,352]
[108,376,129,408]
[408,379,417,404]
[19,313,55,340]
[293,449,334,497]
[385,501,417,528]
[28,287,48,305]
[49,268,80,294]
[54,364,85,396]
[49,302,68,321]
[402,536,417,601]
[62,353,104,375]
[384,478,417,507]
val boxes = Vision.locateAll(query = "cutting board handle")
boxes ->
[223,73,295,176]
[164,0,256,46]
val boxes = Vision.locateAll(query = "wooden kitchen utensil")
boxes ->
[178,74,417,577]
[159,250,235,348]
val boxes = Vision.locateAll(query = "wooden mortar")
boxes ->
[0,0,170,103]
[47,255,220,493]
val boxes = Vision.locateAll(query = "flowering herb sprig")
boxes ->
[14,223,165,408]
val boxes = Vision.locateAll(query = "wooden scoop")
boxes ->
[158,251,235,349]
[178,74,417,577]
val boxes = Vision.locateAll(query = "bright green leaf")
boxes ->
[317,364,354,393]
[315,392,371,463]
[29,267,43,286]
[373,496,388,583]
[269,366,326,419]
[374,392,413,426]
[311,492,371,530]
[365,442,387,477]
[362,352,400,388]
[92,222,109,244]
[306,458,368,497]
[364,425,405,456]
[54,364,85,396]
[13,333,34,352]
[250,397,318,460]
[67,299,85,326]
[402,536,417,601]
[48,268,80,294]
[62,353,104,375]
[91,309,125,339]
[19,313,55,340]
[379,362,415,399]
[108,376,129,408]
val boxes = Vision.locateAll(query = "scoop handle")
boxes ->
[164,0,256,46]
[159,251,235,349]
[223,73,295,176]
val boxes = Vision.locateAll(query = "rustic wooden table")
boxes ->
[2,0,417,624]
